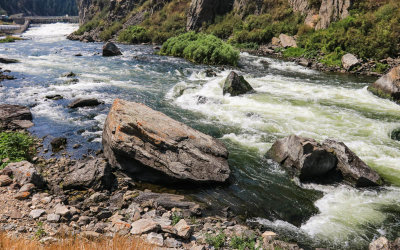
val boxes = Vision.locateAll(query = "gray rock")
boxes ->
[103,99,230,183]
[174,219,193,239]
[30,209,46,219]
[61,72,76,78]
[164,237,182,248]
[368,66,400,103]
[267,135,382,187]
[391,128,400,141]
[62,158,113,190]
[0,58,19,64]
[102,42,122,57]
[47,213,61,223]
[315,0,351,30]
[0,104,33,130]
[146,232,164,246]
[45,94,63,100]
[54,204,70,216]
[223,71,254,96]
[130,218,159,235]
[68,98,103,108]
[279,34,297,48]
[50,137,67,152]
[341,53,359,71]
[186,0,233,31]
[19,183,35,192]
[2,161,44,188]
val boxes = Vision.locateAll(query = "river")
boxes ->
[1,23,400,249]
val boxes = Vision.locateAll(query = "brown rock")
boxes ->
[3,161,44,187]
[103,99,230,183]
[174,219,192,239]
[0,175,12,186]
[279,34,297,48]
[14,191,31,200]
[130,219,159,235]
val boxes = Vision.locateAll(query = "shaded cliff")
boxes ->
[0,0,78,16]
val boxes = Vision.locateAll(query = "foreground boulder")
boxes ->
[2,161,44,188]
[68,98,103,109]
[0,104,33,130]
[341,53,359,71]
[267,135,382,187]
[103,99,230,183]
[223,72,254,96]
[102,42,122,57]
[368,66,400,103]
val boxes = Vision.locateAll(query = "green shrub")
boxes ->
[100,21,123,41]
[230,234,261,250]
[205,231,226,249]
[374,62,389,73]
[118,25,150,43]
[171,212,182,226]
[0,36,23,43]
[283,47,306,58]
[160,32,240,66]
[0,132,34,169]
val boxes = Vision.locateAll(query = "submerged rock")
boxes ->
[61,72,76,78]
[368,66,400,103]
[102,99,230,183]
[391,128,400,141]
[45,94,63,100]
[50,137,67,152]
[267,135,382,187]
[341,53,359,71]
[0,58,19,64]
[68,98,103,108]
[223,71,254,96]
[102,42,122,57]
[0,104,33,130]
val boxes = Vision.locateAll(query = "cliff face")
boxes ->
[0,0,78,16]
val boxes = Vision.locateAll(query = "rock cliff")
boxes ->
[0,0,77,16]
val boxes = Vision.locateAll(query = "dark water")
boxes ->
[1,24,400,249]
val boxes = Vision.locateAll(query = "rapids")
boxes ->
[1,23,400,249]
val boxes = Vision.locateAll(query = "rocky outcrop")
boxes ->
[0,104,33,131]
[186,0,234,31]
[223,71,254,96]
[267,135,382,187]
[368,66,400,103]
[316,0,351,30]
[102,42,122,57]
[341,53,359,71]
[102,99,230,183]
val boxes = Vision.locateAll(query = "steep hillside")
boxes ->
[0,0,77,16]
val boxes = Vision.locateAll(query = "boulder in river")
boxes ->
[102,42,122,57]
[0,104,33,131]
[368,66,400,103]
[341,53,359,71]
[267,135,382,187]
[61,72,76,78]
[102,99,230,183]
[223,71,254,96]
[0,58,19,64]
[391,128,400,141]
[68,98,103,109]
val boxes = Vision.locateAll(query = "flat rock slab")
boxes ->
[0,104,33,130]
[103,99,230,183]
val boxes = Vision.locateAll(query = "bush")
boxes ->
[118,25,150,43]
[205,232,226,249]
[100,21,123,41]
[230,234,260,250]
[0,132,34,169]
[160,32,240,66]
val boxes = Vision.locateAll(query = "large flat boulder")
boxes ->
[368,66,400,103]
[0,104,33,130]
[102,99,230,183]
[267,135,382,187]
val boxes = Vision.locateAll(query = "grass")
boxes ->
[0,132,35,169]
[0,36,23,43]
[118,25,150,44]
[160,32,239,66]
[230,234,261,250]
[205,231,226,249]
[171,212,182,226]
[0,232,155,250]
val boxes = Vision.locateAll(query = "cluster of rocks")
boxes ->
[0,58,19,82]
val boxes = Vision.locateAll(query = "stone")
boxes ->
[368,66,400,103]
[68,98,103,108]
[267,135,382,187]
[19,183,35,192]
[62,158,113,190]
[369,237,390,250]
[80,231,100,239]
[103,99,230,183]
[3,161,44,187]
[174,219,192,239]
[279,34,297,48]
[47,213,61,223]
[262,231,277,243]
[322,139,383,187]
[54,204,70,216]
[186,0,233,31]
[391,128,400,141]
[223,71,254,96]
[102,42,122,57]
[341,53,359,71]
[14,191,31,200]
[146,232,164,246]
[0,175,12,186]
[0,58,19,64]
[0,104,33,130]
[50,137,67,152]
[61,72,76,78]
[299,58,311,67]
[30,209,46,219]
[271,37,280,46]
[78,216,91,226]
[45,94,63,100]
[130,219,159,235]
[316,0,351,30]
[164,237,182,248]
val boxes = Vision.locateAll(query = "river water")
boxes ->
[1,23,400,249]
